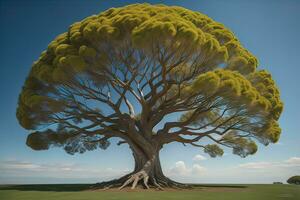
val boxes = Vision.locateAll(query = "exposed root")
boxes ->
[119,170,150,190]
[116,171,190,191]
[92,171,192,191]
[150,176,164,190]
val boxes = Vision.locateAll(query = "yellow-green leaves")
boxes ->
[97,24,119,38]
[55,44,77,55]
[191,71,221,95]
[35,64,54,83]
[58,55,87,72]
[16,4,283,156]
[48,33,68,54]
[225,41,258,74]
[204,144,224,157]
[249,70,283,120]
[26,3,260,88]
[16,101,33,129]
[259,120,281,144]
[16,76,51,129]
[79,45,97,59]
[190,69,271,112]
[132,20,177,48]
[82,21,102,42]
[227,56,257,74]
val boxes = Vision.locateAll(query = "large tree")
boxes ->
[17,4,283,189]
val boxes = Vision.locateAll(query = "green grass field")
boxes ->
[0,184,299,200]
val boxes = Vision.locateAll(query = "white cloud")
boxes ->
[284,157,300,167]
[165,157,300,184]
[238,162,272,169]
[168,161,190,176]
[5,162,41,170]
[167,161,206,177]
[0,160,130,182]
[0,160,82,172]
[237,157,300,170]
[192,164,206,175]
[193,154,207,162]
[1,156,299,184]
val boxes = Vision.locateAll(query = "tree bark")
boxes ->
[94,140,190,190]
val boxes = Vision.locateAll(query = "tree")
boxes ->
[17,4,283,189]
[287,176,300,185]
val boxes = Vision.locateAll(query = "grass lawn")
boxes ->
[0,184,299,200]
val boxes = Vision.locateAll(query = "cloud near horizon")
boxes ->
[166,156,300,183]
[1,156,299,184]
[238,157,300,169]
[166,161,207,177]
[0,159,129,183]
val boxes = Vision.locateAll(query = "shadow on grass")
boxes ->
[0,183,247,192]
[0,184,93,192]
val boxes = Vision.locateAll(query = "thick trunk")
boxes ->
[93,127,189,190]
[120,142,164,189]
[132,150,189,189]
[132,146,162,175]
[94,142,189,190]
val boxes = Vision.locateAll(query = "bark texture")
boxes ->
[94,142,189,190]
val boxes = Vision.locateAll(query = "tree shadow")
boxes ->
[0,184,93,192]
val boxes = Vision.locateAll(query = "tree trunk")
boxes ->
[94,141,189,190]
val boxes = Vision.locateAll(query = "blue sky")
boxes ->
[0,0,299,184]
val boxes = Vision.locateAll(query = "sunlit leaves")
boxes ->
[190,69,272,111]
[16,4,283,156]
[249,70,283,120]
[258,120,281,144]
[190,71,221,95]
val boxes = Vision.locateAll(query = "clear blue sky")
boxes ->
[0,0,299,184]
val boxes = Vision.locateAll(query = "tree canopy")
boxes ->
[16,4,283,188]
[287,176,300,185]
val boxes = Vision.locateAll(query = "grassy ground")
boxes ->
[0,184,299,200]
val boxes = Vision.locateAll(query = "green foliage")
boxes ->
[249,70,283,120]
[16,3,283,157]
[190,71,221,95]
[59,55,87,72]
[190,69,273,111]
[222,132,257,157]
[186,68,283,152]
[17,3,263,127]
[287,176,300,185]
[259,120,281,144]
[203,144,224,158]
[26,129,110,155]
[78,45,97,59]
